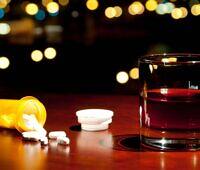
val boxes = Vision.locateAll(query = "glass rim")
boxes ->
[139,53,200,64]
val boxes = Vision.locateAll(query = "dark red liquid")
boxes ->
[141,88,200,130]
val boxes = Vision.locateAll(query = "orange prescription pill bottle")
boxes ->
[0,96,46,132]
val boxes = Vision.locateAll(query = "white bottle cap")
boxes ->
[76,109,114,131]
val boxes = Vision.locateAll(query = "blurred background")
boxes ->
[0,0,200,95]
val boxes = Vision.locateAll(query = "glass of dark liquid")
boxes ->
[139,54,200,150]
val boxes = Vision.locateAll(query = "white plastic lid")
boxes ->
[76,109,113,118]
[76,109,114,131]
[81,124,109,131]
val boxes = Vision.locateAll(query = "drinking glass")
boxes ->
[139,54,200,150]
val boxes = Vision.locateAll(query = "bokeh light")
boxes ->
[161,58,169,63]
[114,6,122,17]
[161,57,177,63]
[49,11,59,16]
[0,0,7,9]
[0,8,5,19]
[191,4,200,16]
[180,7,188,18]
[145,0,158,11]
[149,64,153,73]
[58,0,69,6]
[171,8,182,19]
[129,68,139,79]
[128,1,144,15]
[0,56,10,69]
[42,0,52,7]
[71,10,79,18]
[25,3,38,15]
[156,3,168,15]
[0,23,10,35]
[153,64,158,69]
[165,2,175,13]
[31,50,43,62]
[86,0,98,11]
[35,10,46,21]
[160,88,168,94]
[116,71,129,84]
[168,57,177,62]
[105,7,116,19]
[44,47,57,59]
[47,2,59,14]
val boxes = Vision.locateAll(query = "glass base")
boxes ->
[141,136,200,151]
[141,127,200,151]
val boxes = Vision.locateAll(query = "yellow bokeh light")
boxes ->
[0,23,10,35]
[128,1,144,15]
[114,6,123,17]
[168,57,177,62]
[161,58,169,63]
[42,0,52,7]
[128,5,134,15]
[0,56,10,69]
[44,47,57,59]
[171,8,182,19]
[161,57,177,63]
[180,7,188,18]
[129,68,139,79]
[153,64,158,69]
[47,2,59,14]
[145,0,158,11]
[6,0,11,4]
[191,4,200,16]
[116,71,129,84]
[0,0,7,8]
[86,0,98,11]
[25,3,38,15]
[105,7,116,19]
[31,50,43,62]
[58,0,69,6]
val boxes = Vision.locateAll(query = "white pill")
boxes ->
[29,114,47,135]
[23,114,35,129]
[34,124,47,136]
[57,136,70,145]
[40,136,48,145]
[22,131,43,141]
[48,131,66,139]
[23,114,47,136]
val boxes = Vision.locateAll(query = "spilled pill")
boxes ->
[23,114,47,136]
[22,131,43,141]
[48,131,66,139]
[21,116,70,148]
[57,136,70,145]
[40,136,48,145]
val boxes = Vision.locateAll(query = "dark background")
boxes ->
[0,0,200,95]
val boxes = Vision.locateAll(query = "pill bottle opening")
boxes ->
[15,96,47,132]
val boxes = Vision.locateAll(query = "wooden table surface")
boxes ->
[0,93,200,170]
